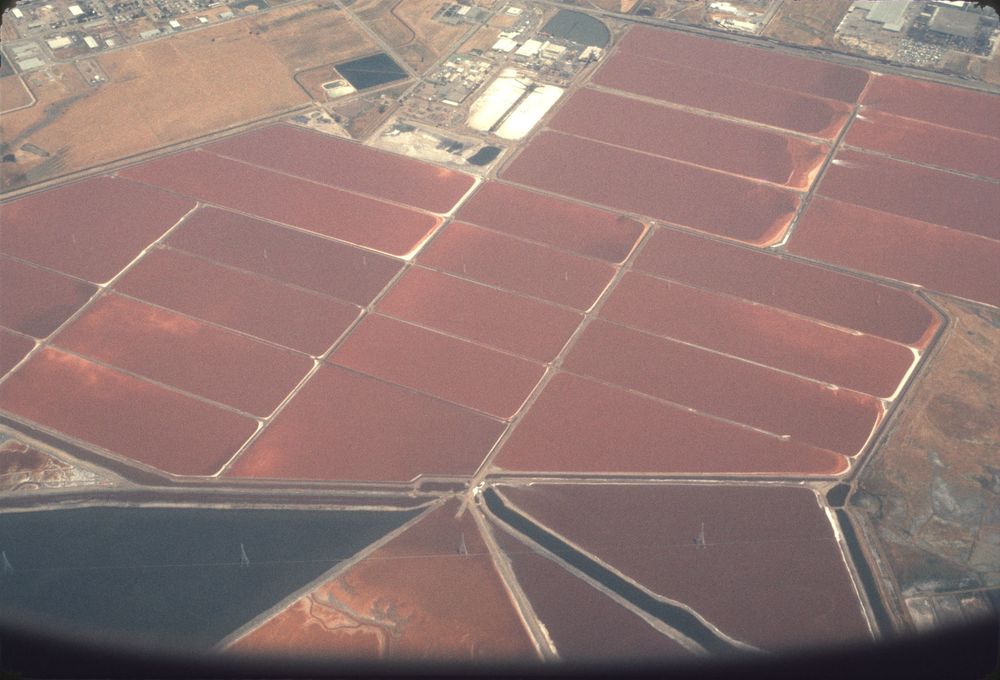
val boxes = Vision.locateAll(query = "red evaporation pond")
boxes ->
[0,348,256,476]
[493,372,847,476]
[0,176,194,283]
[618,25,870,103]
[418,222,616,310]
[497,483,872,651]
[846,109,1000,180]
[116,248,361,355]
[491,528,695,661]
[230,500,537,659]
[456,182,645,263]
[634,227,938,347]
[564,320,881,455]
[376,267,582,363]
[600,272,915,399]
[501,132,799,247]
[0,329,34,377]
[0,257,98,338]
[54,294,313,417]
[226,365,505,483]
[329,314,544,419]
[592,52,851,139]
[166,207,402,305]
[120,151,439,256]
[862,74,1000,139]
[205,124,476,214]
[790,198,1000,309]
[550,88,829,189]
[819,150,1000,241]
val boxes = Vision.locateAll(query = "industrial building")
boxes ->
[928,4,997,39]
[467,68,564,140]
[857,0,910,32]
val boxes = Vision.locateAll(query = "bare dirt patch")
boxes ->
[763,0,853,48]
[250,2,373,72]
[0,434,116,493]
[851,296,1000,626]
[0,76,33,114]
[461,24,503,54]
[0,6,376,193]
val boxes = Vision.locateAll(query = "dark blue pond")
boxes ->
[467,146,502,166]
[541,10,611,48]
[0,505,419,648]
[336,52,408,90]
